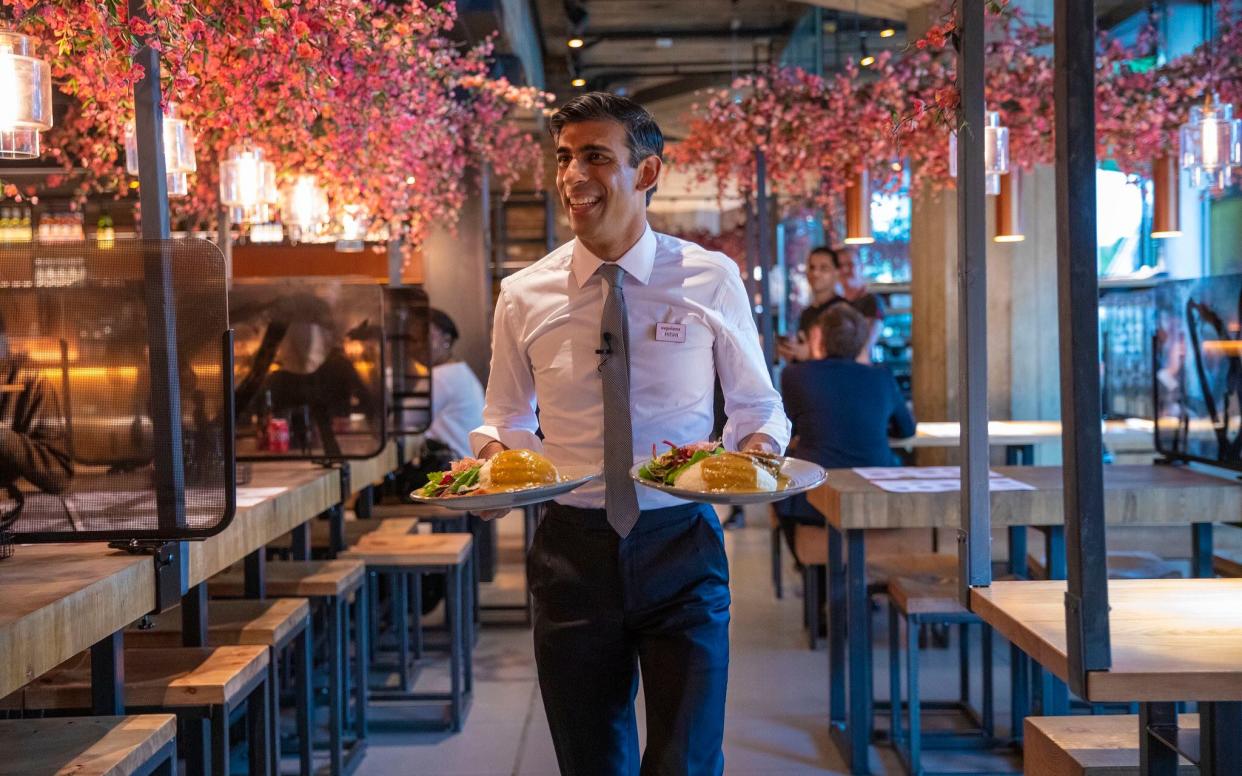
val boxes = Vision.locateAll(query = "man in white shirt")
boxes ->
[471,93,790,775]
[425,308,485,459]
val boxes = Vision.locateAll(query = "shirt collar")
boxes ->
[570,225,656,288]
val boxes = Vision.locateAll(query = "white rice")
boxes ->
[674,458,777,492]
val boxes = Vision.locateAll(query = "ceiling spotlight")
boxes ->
[567,37,584,48]
[859,35,874,68]
[571,77,586,87]
[890,161,903,172]
[405,175,416,185]
[879,27,896,38]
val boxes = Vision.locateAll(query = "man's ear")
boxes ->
[635,155,662,195]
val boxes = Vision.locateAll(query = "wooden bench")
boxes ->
[1027,547,1187,581]
[20,647,270,776]
[211,561,367,776]
[126,600,312,776]
[888,573,1009,776]
[269,517,419,556]
[0,715,177,776]
[341,533,474,731]
[1213,548,1242,577]
[1024,714,1198,775]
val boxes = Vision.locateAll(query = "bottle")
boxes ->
[19,207,31,242]
[96,213,115,250]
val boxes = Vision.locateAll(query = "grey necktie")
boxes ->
[598,263,640,537]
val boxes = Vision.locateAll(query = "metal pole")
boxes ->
[1054,0,1111,693]
[956,0,991,601]
[754,148,776,374]
[131,0,186,532]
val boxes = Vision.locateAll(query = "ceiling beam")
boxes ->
[795,0,921,21]
[580,26,786,41]
[629,73,732,105]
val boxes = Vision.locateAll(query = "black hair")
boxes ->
[429,308,458,343]
[548,92,664,204]
[808,245,840,267]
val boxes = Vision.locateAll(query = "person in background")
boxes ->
[832,245,886,363]
[777,245,843,363]
[426,308,485,460]
[776,303,914,554]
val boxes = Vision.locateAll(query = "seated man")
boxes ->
[0,317,74,531]
[777,303,914,554]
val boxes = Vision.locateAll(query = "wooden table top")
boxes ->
[346,441,398,495]
[808,464,1242,530]
[971,578,1242,702]
[186,462,339,586]
[0,544,155,700]
[890,419,1153,449]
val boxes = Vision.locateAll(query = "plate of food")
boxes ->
[411,449,599,511]
[631,441,826,505]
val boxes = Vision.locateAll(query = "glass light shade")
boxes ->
[220,144,277,224]
[124,104,197,197]
[335,203,367,253]
[1180,99,1242,191]
[0,30,53,159]
[948,112,1007,195]
[284,175,330,241]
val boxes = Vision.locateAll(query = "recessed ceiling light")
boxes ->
[567,37,584,48]
[405,176,416,185]
[860,54,875,67]
[655,37,673,48]
[571,77,586,87]
[880,28,896,38]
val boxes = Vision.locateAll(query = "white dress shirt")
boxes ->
[471,225,791,510]
[427,361,486,458]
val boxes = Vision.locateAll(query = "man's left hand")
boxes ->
[739,433,782,455]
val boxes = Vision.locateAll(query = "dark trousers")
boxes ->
[528,501,731,776]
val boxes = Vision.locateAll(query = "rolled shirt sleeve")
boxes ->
[712,269,792,452]
[469,288,544,456]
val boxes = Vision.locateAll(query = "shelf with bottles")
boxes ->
[37,211,86,244]
[0,206,34,244]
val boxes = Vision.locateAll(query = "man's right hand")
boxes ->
[776,333,810,363]
[475,441,510,521]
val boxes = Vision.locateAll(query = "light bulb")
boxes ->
[236,153,259,207]
[0,44,17,132]
[1202,117,1221,169]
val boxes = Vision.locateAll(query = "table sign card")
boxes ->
[853,466,1004,480]
[869,477,1036,494]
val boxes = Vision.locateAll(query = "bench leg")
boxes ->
[888,603,902,747]
[1140,702,1179,776]
[296,622,313,776]
[392,574,411,692]
[368,572,379,667]
[981,625,995,740]
[448,563,464,732]
[342,594,353,732]
[353,585,369,742]
[329,597,345,776]
[906,614,922,776]
[958,622,970,707]
[411,572,424,659]
[463,558,474,694]
[183,717,210,776]
[805,566,821,650]
[248,676,271,776]
[1201,701,1242,776]
[1009,643,1028,744]
[771,526,783,599]
[267,653,280,776]
[210,706,229,776]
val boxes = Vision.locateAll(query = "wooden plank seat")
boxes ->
[210,561,367,776]
[17,647,271,776]
[887,572,1010,776]
[1026,548,1188,581]
[124,600,312,776]
[369,502,469,524]
[1213,548,1242,577]
[341,533,474,732]
[268,518,419,556]
[0,715,177,776]
[1023,714,1198,775]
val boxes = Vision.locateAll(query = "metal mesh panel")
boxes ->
[1,239,234,541]
[1154,274,1242,470]
[384,285,431,436]
[232,277,386,460]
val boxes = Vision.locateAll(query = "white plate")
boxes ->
[409,465,600,512]
[630,456,827,505]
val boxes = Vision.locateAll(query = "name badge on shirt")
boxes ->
[655,322,687,343]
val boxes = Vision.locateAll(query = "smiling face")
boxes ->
[555,119,661,259]
[806,250,838,298]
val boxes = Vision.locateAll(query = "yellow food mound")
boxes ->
[692,452,775,492]
[487,449,559,491]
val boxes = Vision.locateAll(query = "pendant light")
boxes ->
[283,174,330,243]
[994,169,1024,242]
[1151,155,1182,239]
[124,103,197,199]
[843,169,875,245]
[219,144,277,225]
[948,110,1009,195]
[1179,96,1241,192]
[335,203,367,253]
[0,30,52,159]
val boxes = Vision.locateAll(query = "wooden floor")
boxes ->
[347,507,1021,775]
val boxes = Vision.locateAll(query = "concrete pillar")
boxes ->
[422,178,493,382]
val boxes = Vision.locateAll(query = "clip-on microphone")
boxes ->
[596,332,613,373]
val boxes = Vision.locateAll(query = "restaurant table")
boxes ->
[890,419,1155,464]
[972,578,1242,773]
[805,464,1242,775]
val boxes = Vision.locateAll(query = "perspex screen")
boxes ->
[1,239,235,541]
[232,277,386,460]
